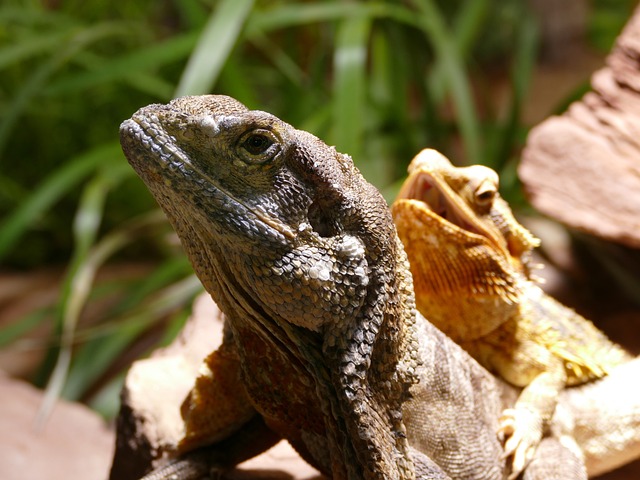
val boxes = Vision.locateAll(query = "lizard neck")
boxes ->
[120,96,423,479]
[323,234,421,480]
[177,211,421,479]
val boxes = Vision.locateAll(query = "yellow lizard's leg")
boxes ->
[495,353,567,480]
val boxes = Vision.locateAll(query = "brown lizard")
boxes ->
[391,149,632,478]
[118,96,640,480]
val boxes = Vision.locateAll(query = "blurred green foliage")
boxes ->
[589,0,637,51]
[0,0,635,418]
[0,0,544,268]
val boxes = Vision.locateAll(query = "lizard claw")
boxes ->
[498,408,543,479]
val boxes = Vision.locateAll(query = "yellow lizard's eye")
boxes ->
[474,179,497,207]
[463,165,499,210]
[238,129,280,164]
[476,188,495,203]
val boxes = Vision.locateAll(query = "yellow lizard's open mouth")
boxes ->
[396,169,485,236]
[395,163,509,259]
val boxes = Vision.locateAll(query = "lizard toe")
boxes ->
[498,407,543,479]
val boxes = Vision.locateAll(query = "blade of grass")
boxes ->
[368,25,421,182]
[0,22,130,157]
[0,142,123,262]
[63,274,202,401]
[67,260,195,347]
[88,373,125,419]
[244,2,419,36]
[488,10,538,173]
[104,256,194,316]
[172,0,209,30]
[216,55,259,108]
[510,13,538,125]
[249,33,305,87]
[0,6,74,29]
[37,164,130,426]
[87,293,196,420]
[0,29,76,70]
[120,72,175,100]
[427,0,490,102]
[43,32,199,97]
[37,208,167,423]
[246,3,366,35]
[174,0,254,96]
[0,308,51,348]
[332,15,370,170]
[297,103,332,138]
[411,0,482,164]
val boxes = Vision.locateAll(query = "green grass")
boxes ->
[0,0,635,420]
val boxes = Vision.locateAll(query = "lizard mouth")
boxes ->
[120,113,295,241]
[397,171,479,233]
[396,170,501,245]
[395,166,510,260]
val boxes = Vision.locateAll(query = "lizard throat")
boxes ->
[121,114,295,241]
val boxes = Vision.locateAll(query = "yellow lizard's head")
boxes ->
[392,149,540,341]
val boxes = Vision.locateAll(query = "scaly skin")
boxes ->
[121,95,429,480]
[392,149,632,478]
[118,96,640,480]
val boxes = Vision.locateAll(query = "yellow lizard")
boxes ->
[392,149,631,479]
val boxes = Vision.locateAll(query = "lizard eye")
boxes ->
[472,176,498,209]
[475,188,495,205]
[238,129,280,163]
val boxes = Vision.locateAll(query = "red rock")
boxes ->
[0,372,114,480]
[520,7,640,249]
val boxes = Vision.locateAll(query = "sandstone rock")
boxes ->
[0,372,114,480]
[520,7,640,249]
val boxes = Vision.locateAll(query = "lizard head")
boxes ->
[120,95,420,478]
[120,95,396,334]
[392,149,540,341]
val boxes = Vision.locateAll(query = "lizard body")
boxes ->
[118,96,640,480]
[391,149,631,478]
[121,95,428,479]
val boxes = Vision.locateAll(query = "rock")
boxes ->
[520,7,640,249]
[0,372,114,480]
[224,440,325,480]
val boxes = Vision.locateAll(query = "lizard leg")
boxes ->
[498,360,567,480]
[409,447,453,480]
[141,415,281,480]
[179,340,262,453]
[523,436,586,480]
